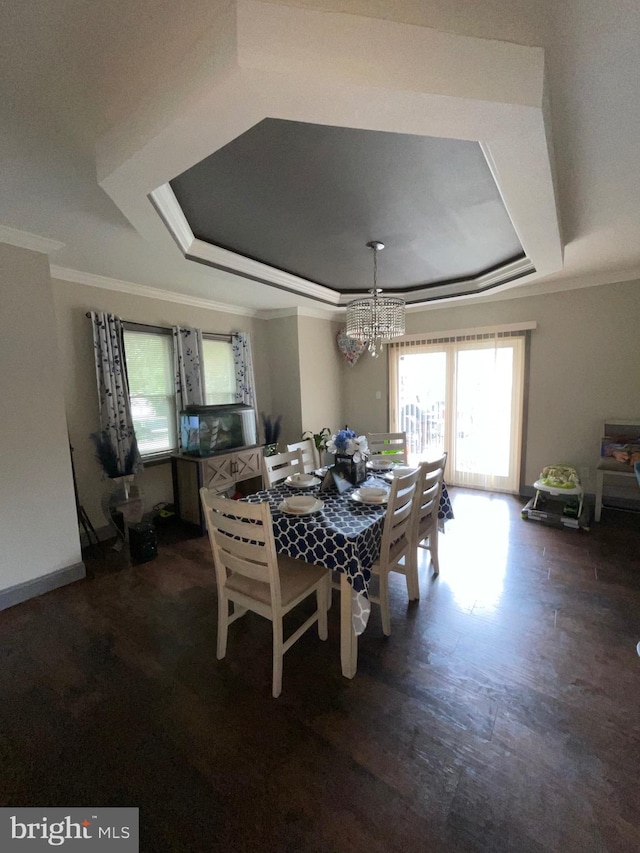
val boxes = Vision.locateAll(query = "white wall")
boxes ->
[298,316,344,440]
[52,278,272,531]
[0,244,82,592]
[344,278,640,495]
[264,314,303,448]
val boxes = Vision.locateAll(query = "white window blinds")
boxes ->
[123,329,177,457]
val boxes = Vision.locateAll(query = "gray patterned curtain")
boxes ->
[231,331,256,407]
[173,326,204,446]
[90,311,142,474]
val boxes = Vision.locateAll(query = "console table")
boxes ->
[171,447,264,532]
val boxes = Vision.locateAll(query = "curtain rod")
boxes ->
[85,312,232,340]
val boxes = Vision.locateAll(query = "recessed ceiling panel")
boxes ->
[170,118,524,293]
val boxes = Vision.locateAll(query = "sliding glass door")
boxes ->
[390,333,526,492]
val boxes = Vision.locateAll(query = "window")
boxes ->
[202,337,236,405]
[122,327,237,459]
[123,328,177,457]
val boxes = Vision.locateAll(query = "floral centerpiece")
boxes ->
[326,428,369,460]
[326,428,369,485]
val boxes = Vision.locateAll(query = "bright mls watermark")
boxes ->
[0,809,138,851]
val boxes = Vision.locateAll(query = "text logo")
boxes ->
[1,809,138,851]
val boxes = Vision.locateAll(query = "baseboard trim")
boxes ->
[0,562,86,611]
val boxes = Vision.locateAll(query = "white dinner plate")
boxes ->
[349,489,388,506]
[278,498,324,516]
[285,475,321,489]
[366,460,395,472]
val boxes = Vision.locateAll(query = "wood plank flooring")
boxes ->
[1,490,639,852]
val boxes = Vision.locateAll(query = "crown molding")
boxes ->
[0,225,64,255]
[50,265,259,317]
[259,305,341,321]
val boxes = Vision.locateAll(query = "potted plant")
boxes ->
[90,430,142,548]
[261,413,282,457]
[303,427,331,465]
[90,430,140,498]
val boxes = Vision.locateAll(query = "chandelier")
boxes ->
[345,241,405,358]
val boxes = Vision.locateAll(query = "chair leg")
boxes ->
[405,549,420,600]
[379,568,392,636]
[325,573,333,611]
[595,469,604,522]
[217,593,229,660]
[317,578,328,640]
[430,530,440,576]
[272,617,284,698]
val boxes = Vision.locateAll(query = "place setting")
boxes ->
[284,471,322,489]
[278,494,324,516]
[348,485,389,506]
[366,459,396,473]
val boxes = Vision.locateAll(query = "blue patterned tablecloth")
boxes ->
[244,479,454,634]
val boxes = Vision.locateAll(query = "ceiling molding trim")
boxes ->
[152,187,341,305]
[340,256,535,307]
[149,184,195,253]
[0,225,64,256]
[188,238,341,304]
[50,266,258,317]
[258,305,339,321]
[480,139,561,277]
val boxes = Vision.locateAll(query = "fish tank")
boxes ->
[180,404,258,457]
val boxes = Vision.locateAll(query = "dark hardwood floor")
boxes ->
[2,490,640,852]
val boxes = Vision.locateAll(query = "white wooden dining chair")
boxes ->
[200,490,330,698]
[369,466,421,636]
[286,439,319,473]
[409,453,448,586]
[367,432,408,466]
[262,448,305,487]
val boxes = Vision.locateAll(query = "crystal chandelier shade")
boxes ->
[345,242,406,358]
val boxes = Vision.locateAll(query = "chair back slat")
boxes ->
[216,546,271,583]
[367,431,408,466]
[211,510,268,544]
[263,448,305,486]
[286,439,319,473]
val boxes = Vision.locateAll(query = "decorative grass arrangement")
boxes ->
[90,430,139,478]
[261,413,282,446]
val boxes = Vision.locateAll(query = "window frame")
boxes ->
[123,322,178,463]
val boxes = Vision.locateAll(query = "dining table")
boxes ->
[243,471,454,679]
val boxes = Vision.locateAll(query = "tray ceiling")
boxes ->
[169,119,525,297]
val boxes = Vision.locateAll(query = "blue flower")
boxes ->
[326,429,369,461]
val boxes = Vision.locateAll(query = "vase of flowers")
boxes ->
[326,427,369,485]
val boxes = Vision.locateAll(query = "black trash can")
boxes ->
[129,522,158,564]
